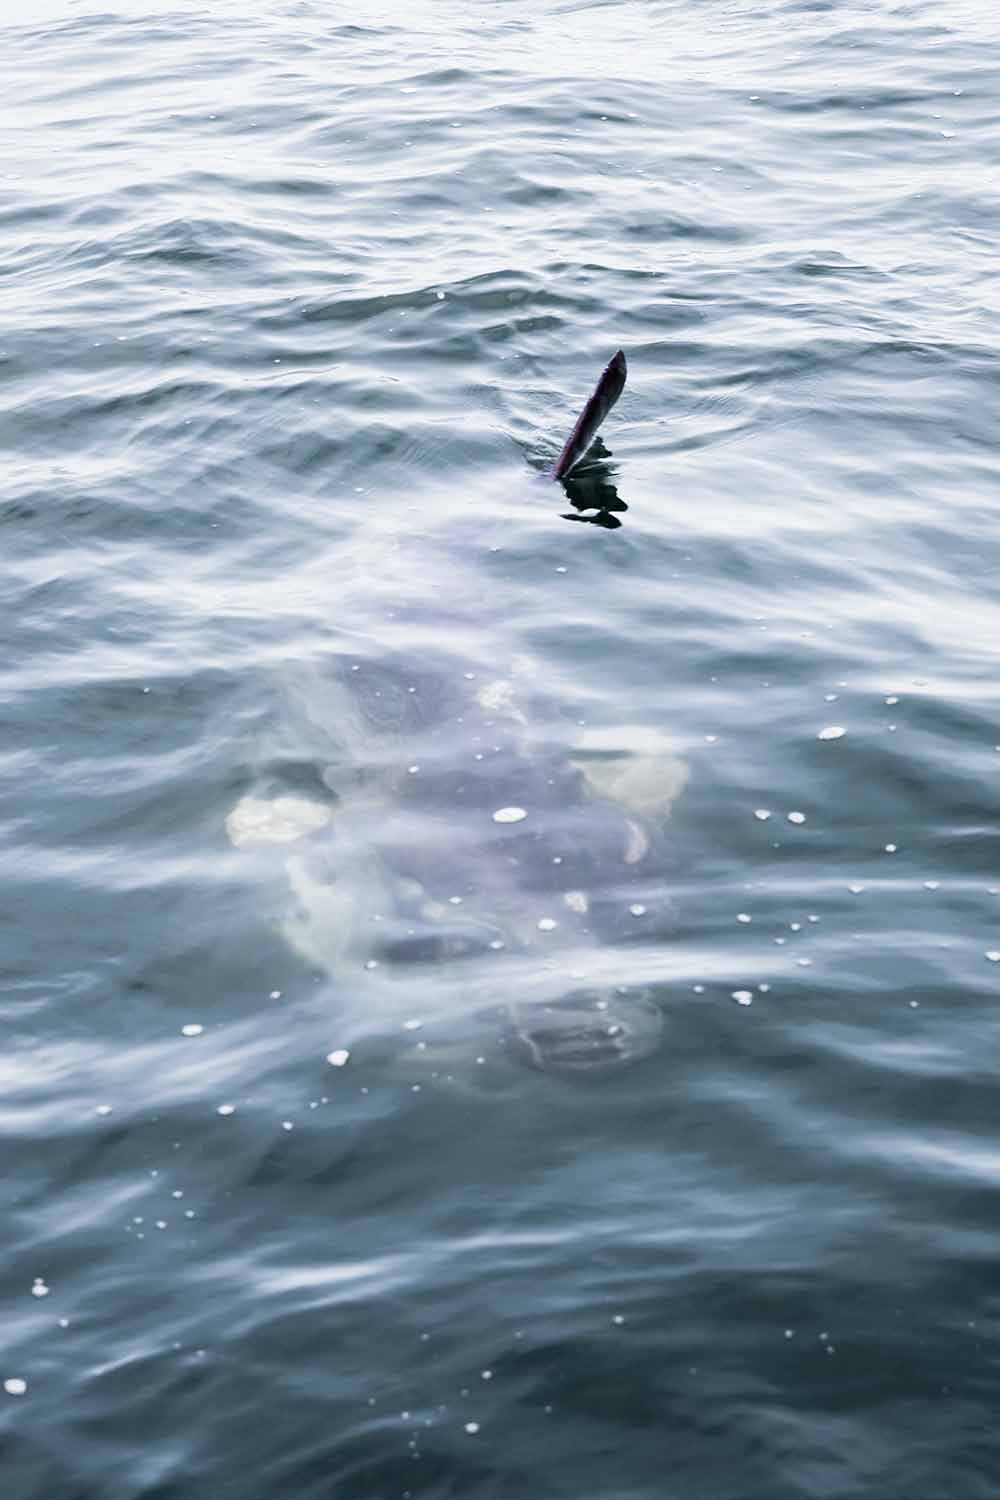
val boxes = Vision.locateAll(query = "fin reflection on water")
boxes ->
[558,439,628,528]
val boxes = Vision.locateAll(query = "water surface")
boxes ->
[2,2,1000,1496]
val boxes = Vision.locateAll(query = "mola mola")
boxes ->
[227,351,688,1075]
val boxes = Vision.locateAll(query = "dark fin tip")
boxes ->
[551,350,628,482]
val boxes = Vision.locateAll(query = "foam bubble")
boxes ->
[492,806,526,824]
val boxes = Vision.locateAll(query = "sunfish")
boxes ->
[227,348,687,1076]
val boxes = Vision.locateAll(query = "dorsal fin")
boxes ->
[551,350,627,481]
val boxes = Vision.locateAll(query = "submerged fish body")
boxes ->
[228,352,687,1074]
[231,649,684,1076]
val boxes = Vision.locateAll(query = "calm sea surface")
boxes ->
[3,1,1000,1495]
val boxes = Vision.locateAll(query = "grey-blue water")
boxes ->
[3,1,999,1495]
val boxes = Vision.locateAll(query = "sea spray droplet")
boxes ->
[492,806,526,824]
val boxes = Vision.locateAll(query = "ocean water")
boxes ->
[3,1,1000,1495]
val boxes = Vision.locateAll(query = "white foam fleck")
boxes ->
[326,1049,350,1066]
[884,844,897,853]
[732,990,753,1006]
[787,811,806,824]
[537,918,557,932]
[181,1024,203,1037]
[848,884,865,894]
[923,881,940,891]
[753,809,771,821]
[4,1379,26,1397]
[986,952,1000,963]
[216,1104,235,1116]
[492,806,526,824]
[737,913,751,924]
[95,1105,112,1117]
[403,1019,423,1030]
[31,1279,48,1298]
[464,1422,481,1434]
[629,904,647,917]
[817,726,846,740]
